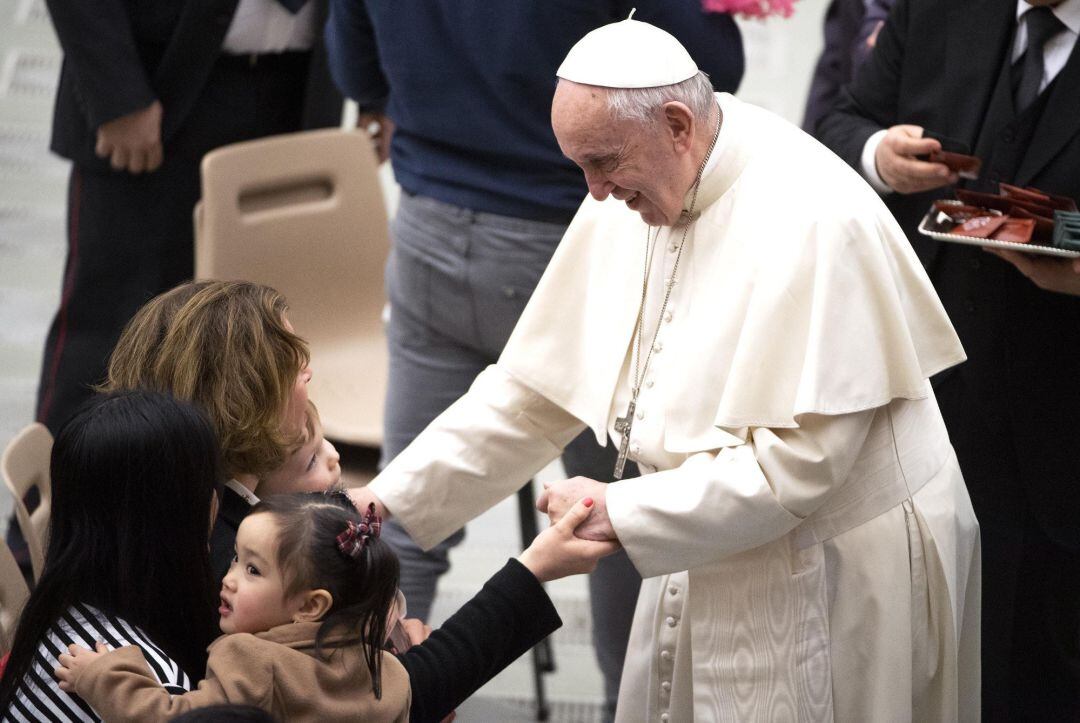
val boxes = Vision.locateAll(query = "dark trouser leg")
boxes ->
[935,372,1080,721]
[1008,517,1080,722]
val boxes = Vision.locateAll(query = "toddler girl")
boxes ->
[55,492,612,722]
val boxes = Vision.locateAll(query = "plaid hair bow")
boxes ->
[336,502,382,559]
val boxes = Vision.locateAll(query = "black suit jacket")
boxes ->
[817,0,1080,549]
[209,485,252,584]
[45,0,341,171]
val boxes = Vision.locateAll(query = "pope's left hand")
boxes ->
[536,477,615,541]
[988,248,1080,296]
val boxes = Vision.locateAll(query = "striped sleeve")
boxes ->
[2,605,194,722]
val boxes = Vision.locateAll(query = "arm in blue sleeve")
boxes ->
[324,0,390,111]
[630,0,746,93]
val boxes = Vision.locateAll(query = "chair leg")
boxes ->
[517,483,553,721]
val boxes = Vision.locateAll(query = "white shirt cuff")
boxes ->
[860,129,894,195]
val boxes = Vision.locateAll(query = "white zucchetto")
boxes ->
[556,13,699,89]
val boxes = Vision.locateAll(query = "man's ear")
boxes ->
[293,589,333,623]
[662,101,695,154]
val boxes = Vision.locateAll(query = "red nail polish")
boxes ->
[584,497,594,507]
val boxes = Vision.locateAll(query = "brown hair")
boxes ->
[102,280,310,477]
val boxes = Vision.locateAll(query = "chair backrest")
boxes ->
[0,539,29,654]
[195,129,390,447]
[1,423,52,582]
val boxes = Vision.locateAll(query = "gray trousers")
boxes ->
[382,192,641,711]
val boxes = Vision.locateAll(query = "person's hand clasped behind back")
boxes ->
[356,111,395,164]
[875,124,958,194]
[95,100,164,175]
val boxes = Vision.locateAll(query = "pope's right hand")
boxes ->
[95,101,164,175]
[346,486,390,520]
[874,124,957,194]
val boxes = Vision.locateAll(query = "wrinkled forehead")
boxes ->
[552,81,622,155]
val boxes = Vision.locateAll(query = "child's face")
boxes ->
[258,413,341,497]
[219,513,310,634]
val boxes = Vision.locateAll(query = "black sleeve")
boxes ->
[629,0,746,93]
[43,0,157,129]
[398,559,562,723]
[815,0,911,170]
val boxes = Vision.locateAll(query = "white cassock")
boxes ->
[369,93,981,722]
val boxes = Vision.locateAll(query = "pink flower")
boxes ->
[702,0,797,19]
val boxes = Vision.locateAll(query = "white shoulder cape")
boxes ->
[499,93,966,447]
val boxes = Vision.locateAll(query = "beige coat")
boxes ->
[370,93,980,721]
[72,621,411,722]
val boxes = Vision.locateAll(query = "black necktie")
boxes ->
[275,0,308,15]
[1014,6,1065,111]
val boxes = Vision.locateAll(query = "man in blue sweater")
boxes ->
[325,2,743,713]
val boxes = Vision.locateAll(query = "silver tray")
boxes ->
[917,201,1080,259]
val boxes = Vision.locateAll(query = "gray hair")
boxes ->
[605,71,715,125]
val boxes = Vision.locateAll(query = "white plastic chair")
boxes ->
[1,422,52,581]
[194,128,390,447]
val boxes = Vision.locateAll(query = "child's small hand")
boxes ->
[55,642,109,692]
[518,498,621,583]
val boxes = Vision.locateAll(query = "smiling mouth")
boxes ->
[625,192,640,205]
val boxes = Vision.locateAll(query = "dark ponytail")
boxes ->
[253,492,399,697]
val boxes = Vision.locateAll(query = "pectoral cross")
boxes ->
[613,398,636,480]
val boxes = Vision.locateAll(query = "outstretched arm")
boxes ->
[354,365,586,550]
[398,559,560,722]
[58,640,271,722]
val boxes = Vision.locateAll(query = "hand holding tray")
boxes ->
[919,200,1080,259]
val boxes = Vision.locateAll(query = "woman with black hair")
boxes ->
[0,390,222,721]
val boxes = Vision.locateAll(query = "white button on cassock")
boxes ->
[653,341,663,353]
[636,409,644,420]
[645,379,654,388]
[665,616,678,628]
[661,681,672,692]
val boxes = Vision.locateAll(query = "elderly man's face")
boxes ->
[552,81,691,227]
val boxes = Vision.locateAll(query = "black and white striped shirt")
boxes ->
[3,603,193,722]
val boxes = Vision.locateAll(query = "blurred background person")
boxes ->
[8,0,344,575]
[802,0,894,133]
[324,1,744,715]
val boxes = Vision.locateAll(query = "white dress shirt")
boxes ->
[861,0,1080,193]
[222,0,317,55]
[225,478,261,506]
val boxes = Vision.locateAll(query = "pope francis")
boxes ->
[353,17,981,722]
